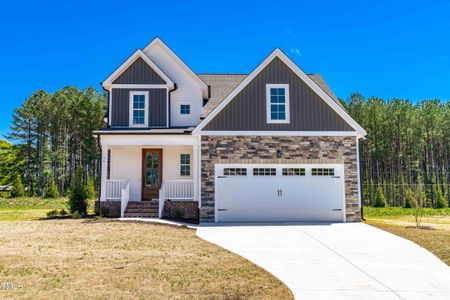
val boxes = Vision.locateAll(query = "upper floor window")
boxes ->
[129,91,149,127]
[180,104,191,115]
[266,84,290,124]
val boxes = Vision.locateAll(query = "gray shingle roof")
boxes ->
[198,73,340,118]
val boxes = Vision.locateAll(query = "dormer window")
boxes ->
[266,84,290,124]
[129,91,149,127]
[180,104,191,115]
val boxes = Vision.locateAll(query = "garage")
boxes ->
[215,164,345,222]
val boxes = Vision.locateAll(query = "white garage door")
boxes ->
[215,164,345,222]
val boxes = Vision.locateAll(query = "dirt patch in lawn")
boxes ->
[0,220,293,299]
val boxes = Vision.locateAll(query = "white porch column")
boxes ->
[100,144,108,202]
[193,144,200,203]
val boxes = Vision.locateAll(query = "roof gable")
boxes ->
[143,37,208,98]
[102,50,174,90]
[194,49,367,136]
[112,57,166,85]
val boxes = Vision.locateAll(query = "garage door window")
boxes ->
[224,168,247,176]
[282,168,305,176]
[253,168,276,176]
[312,168,335,176]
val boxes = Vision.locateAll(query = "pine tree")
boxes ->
[68,167,88,215]
[11,176,25,198]
[434,185,448,209]
[45,177,59,199]
[373,187,387,207]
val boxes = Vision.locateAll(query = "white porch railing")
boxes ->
[106,179,128,200]
[106,180,129,218]
[159,179,194,218]
[120,182,130,218]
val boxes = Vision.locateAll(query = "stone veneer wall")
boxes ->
[163,200,199,221]
[200,136,360,223]
[95,201,121,218]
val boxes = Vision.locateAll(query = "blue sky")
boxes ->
[1,0,450,138]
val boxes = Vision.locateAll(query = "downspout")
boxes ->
[168,83,178,127]
[358,137,365,221]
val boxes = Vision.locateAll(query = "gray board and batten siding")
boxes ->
[112,57,166,85]
[203,57,354,131]
[110,88,167,127]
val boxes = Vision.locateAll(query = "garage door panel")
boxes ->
[215,164,345,222]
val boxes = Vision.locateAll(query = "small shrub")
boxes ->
[59,209,68,217]
[45,177,59,199]
[403,186,414,208]
[174,208,185,219]
[83,177,96,200]
[99,206,110,217]
[11,176,25,198]
[71,211,81,219]
[68,167,88,215]
[46,209,59,218]
[373,188,387,207]
[434,186,448,209]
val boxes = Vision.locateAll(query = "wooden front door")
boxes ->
[142,149,162,201]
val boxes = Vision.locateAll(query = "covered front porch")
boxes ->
[98,134,200,219]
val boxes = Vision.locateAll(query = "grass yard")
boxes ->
[364,206,450,265]
[0,220,292,299]
[0,197,95,221]
[0,198,293,299]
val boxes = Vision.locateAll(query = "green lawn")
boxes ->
[0,197,95,221]
[364,206,450,265]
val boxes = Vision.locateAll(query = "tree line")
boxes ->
[1,86,106,197]
[342,94,449,207]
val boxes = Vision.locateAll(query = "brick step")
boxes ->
[125,209,159,214]
[125,204,158,209]
[123,212,159,218]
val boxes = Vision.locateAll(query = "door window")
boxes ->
[145,152,160,187]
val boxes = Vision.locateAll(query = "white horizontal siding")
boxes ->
[109,146,193,201]
[144,45,203,127]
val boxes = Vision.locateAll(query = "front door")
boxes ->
[142,149,162,201]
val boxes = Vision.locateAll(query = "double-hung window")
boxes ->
[266,84,290,123]
[180,154,191,176]
[129,91,149,127]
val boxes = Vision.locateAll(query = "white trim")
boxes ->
[193,48,366,136]
[102,49,174,90]
[129,91,149,128]
[266,84,290,124]
[108,89,112,126]
[143,37,208,97]
[109,84,168,89]
[197,131,362,137]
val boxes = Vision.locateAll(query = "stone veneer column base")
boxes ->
[163,200,199,223]
[200,136,361,223]
[95,200,121,218]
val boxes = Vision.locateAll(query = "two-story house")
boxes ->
[94,37,367,223]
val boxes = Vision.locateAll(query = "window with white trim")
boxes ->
[180,154,191,176]
[180,104,190,115]
[129,91,148,127]
[266,84,290,123]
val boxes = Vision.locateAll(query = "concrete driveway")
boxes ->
[197,223,450,300]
